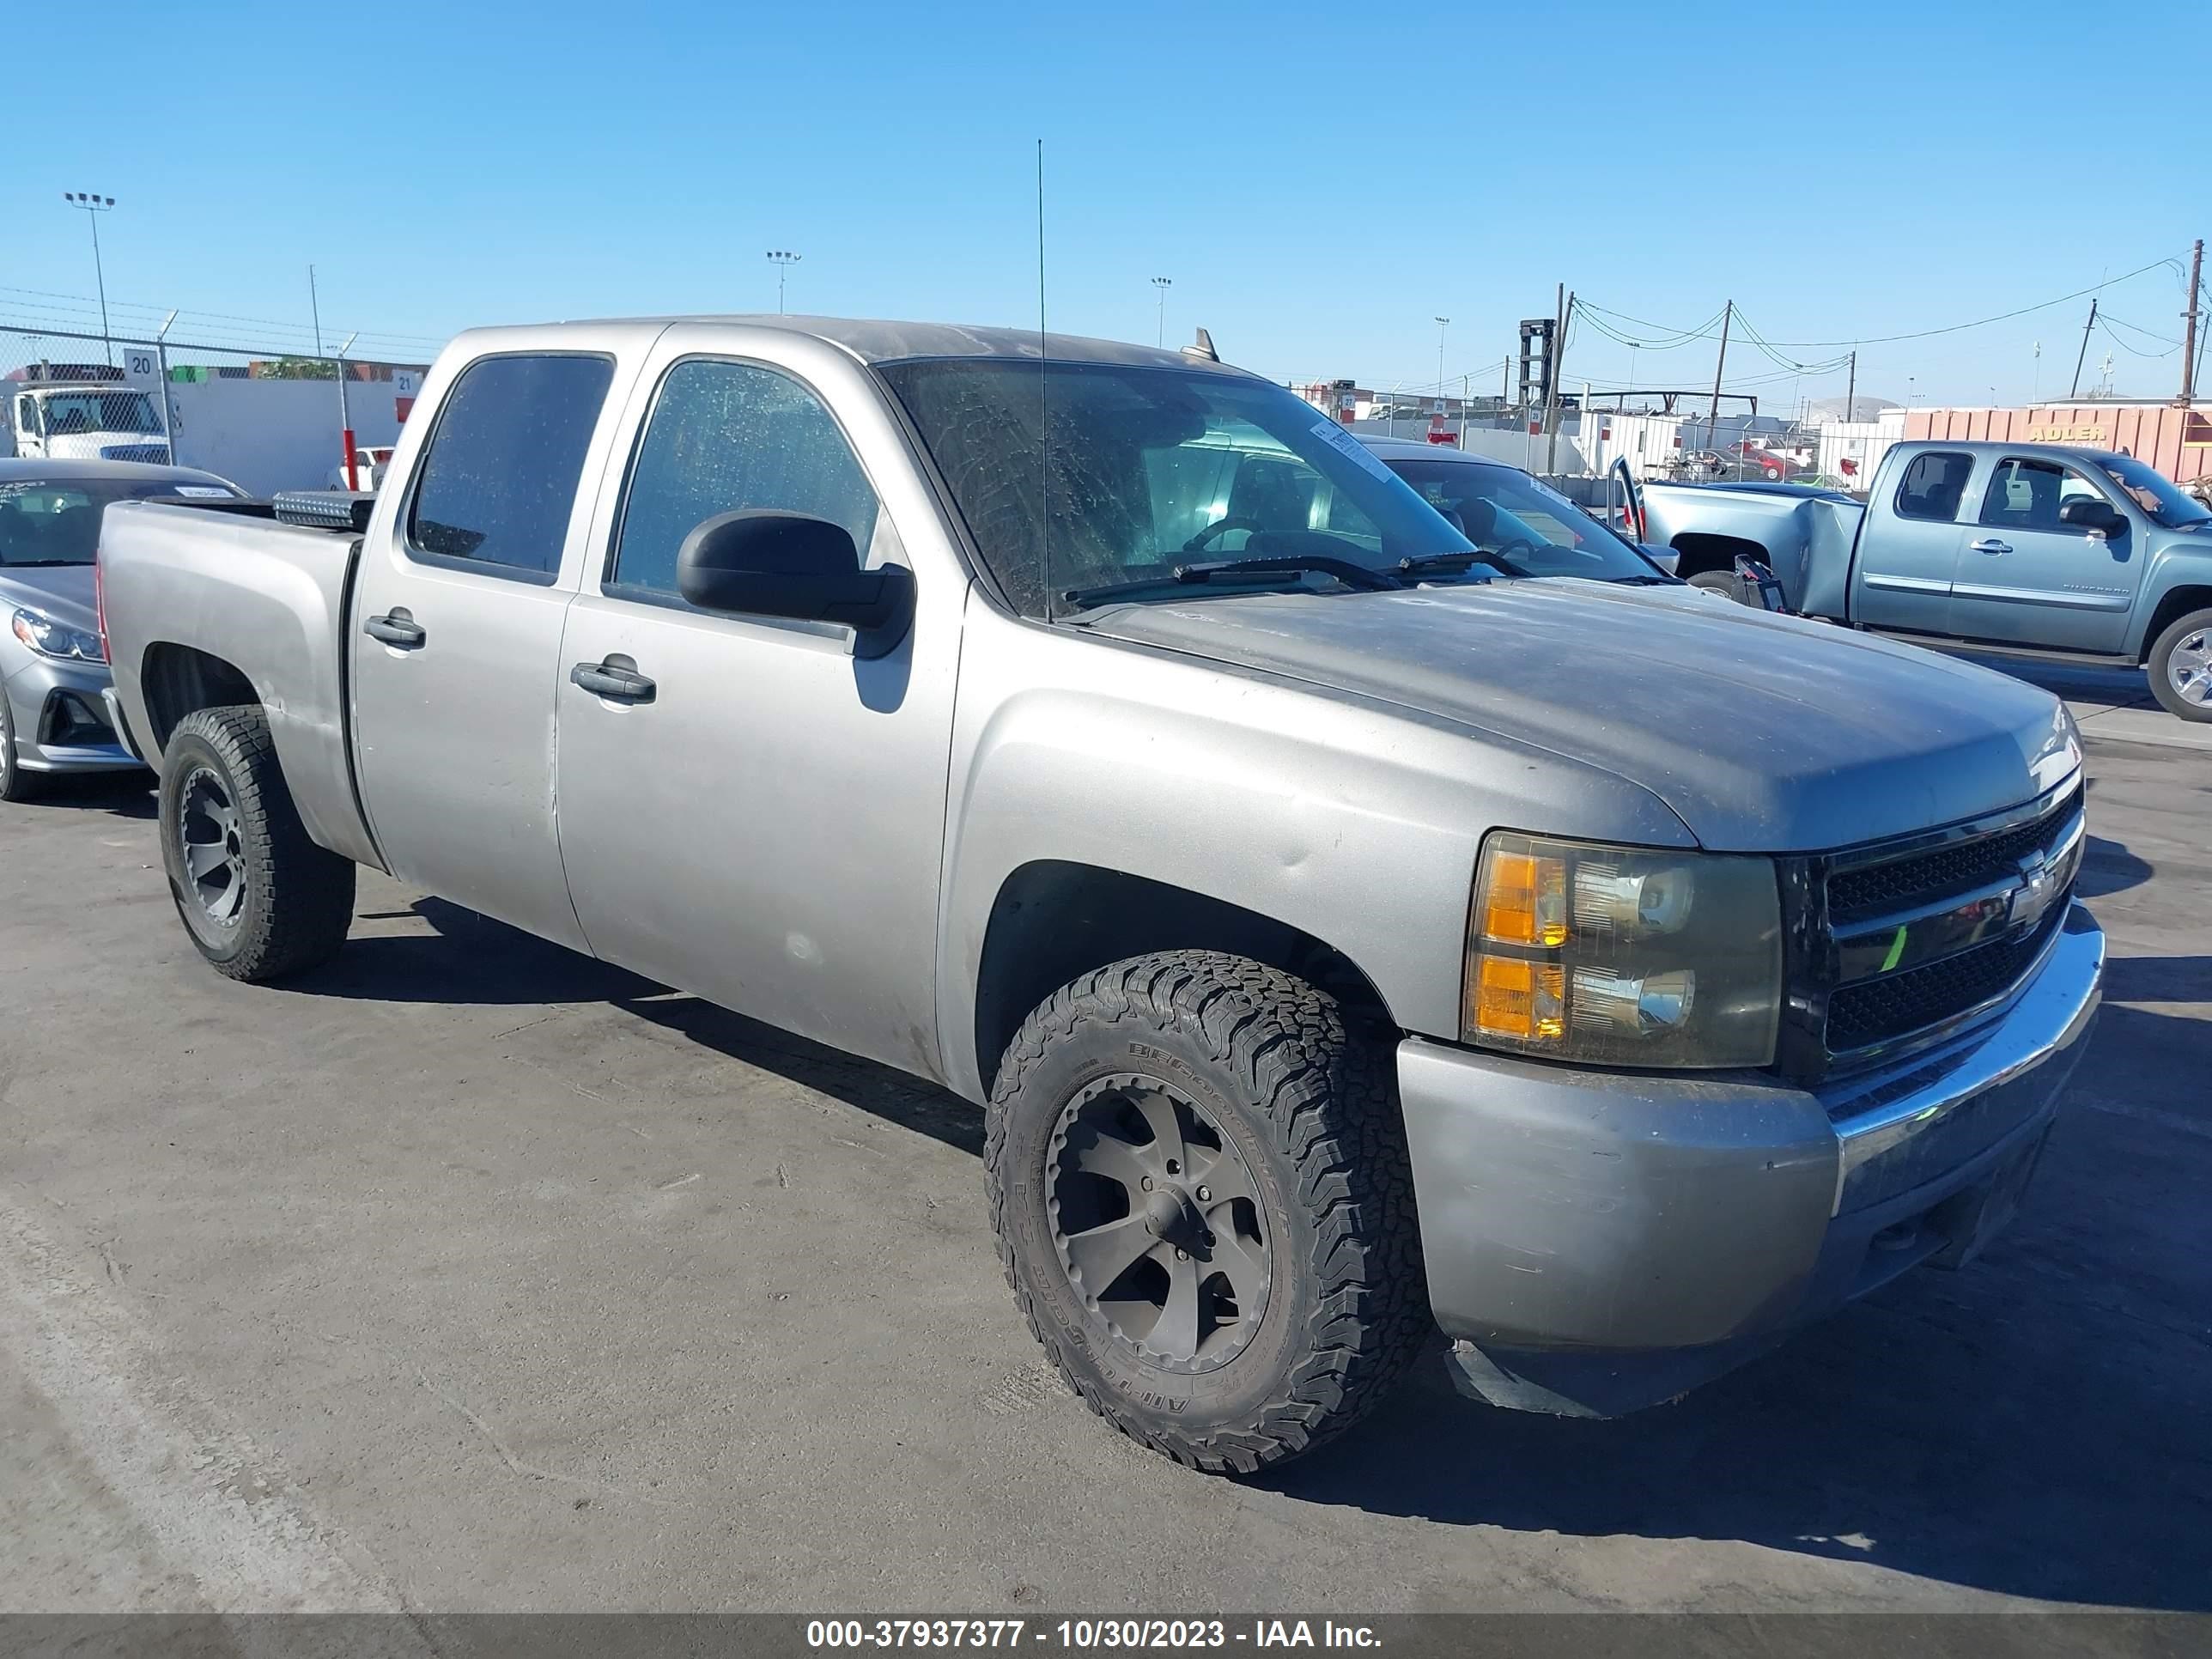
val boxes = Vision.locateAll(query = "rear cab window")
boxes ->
[1893,452,1974,522]
[404,353,616,584]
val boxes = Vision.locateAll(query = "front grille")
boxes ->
[99,444,169,464]
[1793,781,2084,1077]
[1826,903,2065,1051]
[1827,784,2082,918]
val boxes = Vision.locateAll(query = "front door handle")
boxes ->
[1968,538,2011,556]
[363,609,426,648]
[570,658,656,704]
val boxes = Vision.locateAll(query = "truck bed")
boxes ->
[100,498,382,869]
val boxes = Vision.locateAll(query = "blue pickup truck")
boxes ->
[1626,441,2212,721]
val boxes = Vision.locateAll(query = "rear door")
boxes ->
[349,346,635,948]
[1946,454,2143,652]
[1853,449,1974,632]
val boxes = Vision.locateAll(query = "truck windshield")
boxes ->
[877,360,1472,617]
[1381,458,1664,582]
[2097,455,2211,529]
[36,391,163,435]
[0,478,235,566]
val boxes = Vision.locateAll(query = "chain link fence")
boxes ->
[2,307,434,496]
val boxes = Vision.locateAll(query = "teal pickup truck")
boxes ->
[1626,441,2212,721]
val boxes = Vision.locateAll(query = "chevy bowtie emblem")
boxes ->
[2011,848,2060,932]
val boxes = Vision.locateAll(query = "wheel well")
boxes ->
[1668,532,1770,580]
[972,861,1396,1095]
[2137,586,2212,665]
[140,643,258,753]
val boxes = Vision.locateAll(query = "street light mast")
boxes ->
[63,192,117,364]
[1152,276,1172,348]
[765,251,802,315]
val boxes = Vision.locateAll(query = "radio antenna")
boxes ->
[1036,137,1054,624]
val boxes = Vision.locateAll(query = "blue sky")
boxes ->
[7,0,2207,409]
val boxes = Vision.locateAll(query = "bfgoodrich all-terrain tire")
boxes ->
[986,951,1427,1474]
[2147,606,2212,722]
[157,704,356,981]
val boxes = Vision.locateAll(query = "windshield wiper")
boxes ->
[1062,555,1401,611]
[1396,550,1510,580]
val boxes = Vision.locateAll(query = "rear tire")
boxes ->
[986,951,1427,1474]
[157,704,356,980]
[1686,568,1752,604]
[2147,607,2212,722]
[0,696,38,803]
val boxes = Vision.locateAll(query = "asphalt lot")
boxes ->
[2,677,2207,1625]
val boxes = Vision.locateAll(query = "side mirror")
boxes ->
[676,510,914,648]
[2058,497,2127,538]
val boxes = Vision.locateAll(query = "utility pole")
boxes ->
[2069,298,2098,401]
[307,264,324,354]
[1544,284,1571,474]
[1705,300,1733,447]
[2178,238,2203,405]
[1433,316,1449,414]
[1844,349,1856,424]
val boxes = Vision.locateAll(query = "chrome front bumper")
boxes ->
[1397,902,2104,1416]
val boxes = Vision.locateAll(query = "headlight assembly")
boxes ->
[1466,832,1782,1068]
[11,607,105,663]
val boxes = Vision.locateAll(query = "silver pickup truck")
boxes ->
[98,317,2104,1473]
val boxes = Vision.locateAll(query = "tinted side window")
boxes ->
[1893,451,1972,523]
[611,360,880,596]
[407,354,614,575]
[1980,457,2099,532]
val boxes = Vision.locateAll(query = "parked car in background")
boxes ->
[326,446,397,492]
[4,380,173,465]
[1359,437,1680,582]
[100,316,2100,1471]
[1626,441,2212,720]
[0,459,243,800]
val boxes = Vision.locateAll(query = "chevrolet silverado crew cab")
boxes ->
[98,318,2103,1472]
[1626,441,2212,720]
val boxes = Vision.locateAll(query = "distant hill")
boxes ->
[1803,395,1899,422]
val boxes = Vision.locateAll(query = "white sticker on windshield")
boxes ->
[1310,417,1401,483]
[169,485,234,497]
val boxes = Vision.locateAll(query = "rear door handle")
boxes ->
[1968,538,2011,556]
[363,610,426,648]
[570,658,656,703]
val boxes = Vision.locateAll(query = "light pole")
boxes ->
[1434,317,1449,412]
[1152,276,1172,348]
[765,250,801,314]
[63,192,116,364]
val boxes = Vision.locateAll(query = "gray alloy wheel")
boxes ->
[175,764,250,928]
[1048,1073,1273,1376]
[2148,607,2212,723]
[0,694,33,802]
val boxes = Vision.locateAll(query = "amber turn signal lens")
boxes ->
[1480,850,1569,946]
[1471,954,1565,1044]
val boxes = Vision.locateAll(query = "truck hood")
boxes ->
[0,562,99,634]
[1086,580,2080,854]
[40,434,170,462]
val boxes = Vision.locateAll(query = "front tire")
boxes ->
[2148,607,2212,722]
[157,704,356,980]
[0,694,37,803]
[986,951,1426,1474]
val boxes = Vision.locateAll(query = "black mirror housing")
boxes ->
[676,510,914,646]
[2058,497,2127,536]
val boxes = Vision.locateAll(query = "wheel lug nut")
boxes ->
[1140,1176,1153,1190]
[1196,1186,1210,1202]
[1174,1248,1188,1261]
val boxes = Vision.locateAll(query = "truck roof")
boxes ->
[452,314,1240,373]
[1896,437,2133,468]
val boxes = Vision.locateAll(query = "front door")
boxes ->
[1853,448,1975,633]
[553,340,960,1080]
[1946,454,2144,653]
[349,350,620,949]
